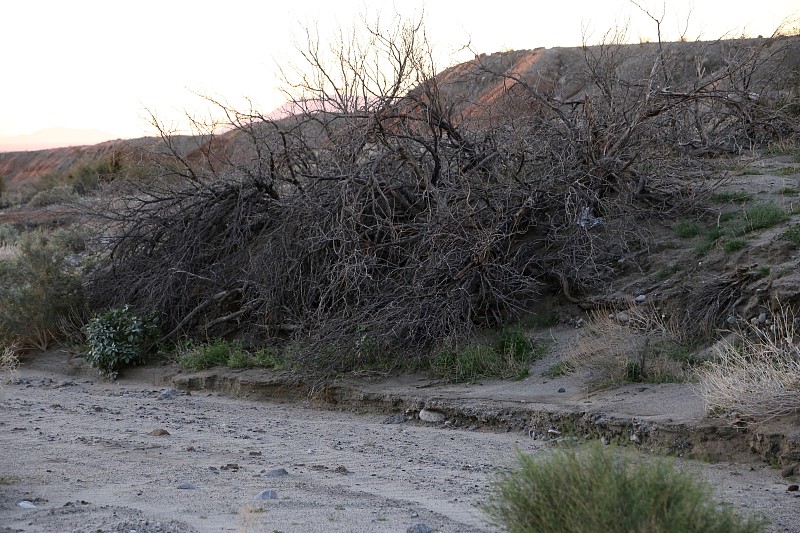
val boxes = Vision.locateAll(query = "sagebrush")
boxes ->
[485,445,765,533]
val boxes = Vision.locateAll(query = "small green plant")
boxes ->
[783,224,800,246]
[744,202,789,232]
[757,266,771,277]
[775,166,799,176]
[227,349,252,369]
[253,346,290,370]
[778,187,798,196]
[674,220,700,238]
[179,339,243,371]
[542,360,574,378]
[0,224,19,245]
[723,238,747,253]
[429,328,544,382]
[711,191,752,204]
[85,305,159,379]
[484,445,766,533]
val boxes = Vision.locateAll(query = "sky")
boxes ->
[1,0,797,146]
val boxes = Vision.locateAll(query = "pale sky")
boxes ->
[1,0,797,143]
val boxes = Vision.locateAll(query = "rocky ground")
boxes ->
[1,350,800,532]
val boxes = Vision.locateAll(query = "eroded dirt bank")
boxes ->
[1,351,800,532]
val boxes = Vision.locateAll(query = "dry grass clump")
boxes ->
[0,344,19,384]
[571,303,690,391]
[696,303,800,423]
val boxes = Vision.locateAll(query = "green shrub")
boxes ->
[179,339,243,371]
[723,238,747,253]
[27,185,77,207]
[0,231,85,349]
[253,346,290,370]
[744,202,789,232]
[0,224,19,245]
[84,305,159,379]
[674,220,700,238]
[429,328,543,382]
[783,224,800,246]
[485,445,765,533]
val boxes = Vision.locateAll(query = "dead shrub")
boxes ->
[696,302,800,423]
[83,16,800,375]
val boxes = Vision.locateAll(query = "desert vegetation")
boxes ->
[485,445,766,533]
[67,14,798,377]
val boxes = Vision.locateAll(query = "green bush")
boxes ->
[429,328,543,382]
[0,224,19,245]
[744,202,789,232]
[27,185,77,207]
[179,339,244,371]
[0,231,85,349]
[674,220,700,238]
[85,305,159,379]
[723,238,747,253]
[485,445,765,533]
[783,224,800,246]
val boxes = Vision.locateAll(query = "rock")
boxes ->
[176,482,196,490]
[407,524,435,533]
[17,500,37,509]
[788,485,799,492]
[630,433,641,444]
[558,388,566,393]
[757,312,767,324]
[255,489,278,500]
[418,409,446,423]
[148,428,170,436]
[726,315,738,325]
[334,466,349,474]
[781,464,797,478]
[616,311,630,322]
[634,294,646,303]
[600,436,610,445]
[157,389,178,400]
[263,468,289,478]
[383,413,407,424]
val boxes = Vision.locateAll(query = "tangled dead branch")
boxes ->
[85,17,800,372]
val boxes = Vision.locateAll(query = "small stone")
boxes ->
[157,389,178,400]
[787,485,799,492]
[249,451,262,456]
[634,294,646,303]
[148,429,170,436]
[616,311,630,322]
[407,524,435,533]
[419,409,446,423]
[18,500,37,509]
[600,436,610,445]
[558,388,566,393]
[176,482,196,490]
[757,312,767,324]
[781,464,797,478]
[630,433,641,444]
[255,489,278,500]
[263,468,289,478]
[727,315,738,325]
[334,466,349,474]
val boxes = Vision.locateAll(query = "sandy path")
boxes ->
[0,368,541,532]
[1,358,799,532]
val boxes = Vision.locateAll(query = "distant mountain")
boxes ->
[0,127,122,152]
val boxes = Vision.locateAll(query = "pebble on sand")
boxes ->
[255,489,278,500]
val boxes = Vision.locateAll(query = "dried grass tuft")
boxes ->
[695,302,800,423]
